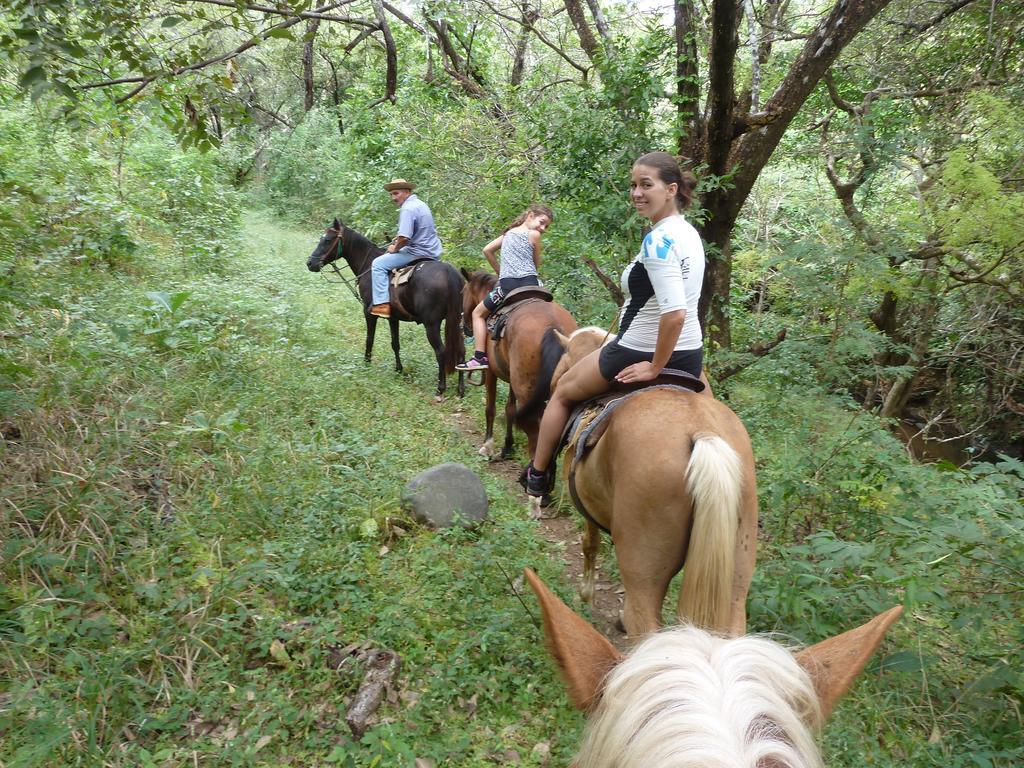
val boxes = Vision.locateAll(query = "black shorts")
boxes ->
[597,339,703,381]
[482,275,540,311]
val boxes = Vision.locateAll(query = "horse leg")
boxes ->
[389,317,403,373]
[614,484,689,638]
[479,371,497,458]
[424,320,446,397]
[728,466,758,637]
[501,390,517,460]
[579,518,600,604]
[364,314,377,363]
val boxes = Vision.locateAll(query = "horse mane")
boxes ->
[341,222,383,258]
[575,627,823,768]
[467,269,497,293]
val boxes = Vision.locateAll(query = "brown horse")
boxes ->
[460,270,577,482]
[525,568,902,768]
[550,327,759,637]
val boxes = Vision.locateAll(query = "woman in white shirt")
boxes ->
[524,152,706,497]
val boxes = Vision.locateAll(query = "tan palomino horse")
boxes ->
[551,327,758,637]
[460,269,577,484]
[525,568,902,768]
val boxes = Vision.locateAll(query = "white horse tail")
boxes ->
[678,433,743,632]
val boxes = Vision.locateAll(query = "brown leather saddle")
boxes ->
[559,371,705,532]
[484,285,553,341]
[386,258,435,320]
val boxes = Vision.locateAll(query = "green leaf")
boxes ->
[19,66,46,88]
[162,16,184,27]
[168,290,191,313]
[147,291,173,312]
[877,650,928,673]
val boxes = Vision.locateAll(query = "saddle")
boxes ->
[386,258,435,321]
[389,257,434,287]
[558,372,705,532]
[485,286,554,341]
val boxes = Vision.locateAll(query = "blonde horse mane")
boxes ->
[576,627,823,768]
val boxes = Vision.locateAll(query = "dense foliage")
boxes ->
[2,1,1023,766]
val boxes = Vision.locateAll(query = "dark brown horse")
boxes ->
[460,269,577,508]
[308,218,464,398]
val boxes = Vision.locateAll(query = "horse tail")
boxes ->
[442,265,465,375]
[678,434,742,632]
[514,326,566,426]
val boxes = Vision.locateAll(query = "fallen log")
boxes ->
[344,649,402,739]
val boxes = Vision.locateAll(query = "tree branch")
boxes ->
[477,0,588,76]
[892,0,976,40]
[79,3,356,101]
[583,257,624,306]
[725,0,894,224]
[713,329,788,382]
[180,0,373,26]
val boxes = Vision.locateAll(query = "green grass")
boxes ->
[2,212,1021,767]
[1,213,586,766]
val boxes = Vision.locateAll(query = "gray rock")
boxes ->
[403,463,489,529]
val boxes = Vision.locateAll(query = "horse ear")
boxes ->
[553,330,572,349]
[524,568,623,712]
[332,217,340,228]
[461,267,472,281]
[795,605,903,720]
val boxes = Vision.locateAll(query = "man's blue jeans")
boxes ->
[370,249,419,306]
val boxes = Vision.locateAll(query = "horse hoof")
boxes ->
[433,394,445,404]
[478,439,495,458]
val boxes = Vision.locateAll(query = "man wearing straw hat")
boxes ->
[369,178,443,318]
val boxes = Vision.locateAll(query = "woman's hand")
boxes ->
[615,361,661,384]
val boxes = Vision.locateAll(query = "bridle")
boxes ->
[317,224,368,302]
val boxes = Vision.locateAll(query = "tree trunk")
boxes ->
[369,0,397,103]
[302,18,322,111]
[510,4,536,86]
[879,263,940,418]
[563,0,599,61]
[696,0,894,349]
[674,0,700,159]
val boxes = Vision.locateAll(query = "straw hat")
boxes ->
[383,178,416,191]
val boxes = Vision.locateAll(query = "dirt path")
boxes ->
[446,405,630,650]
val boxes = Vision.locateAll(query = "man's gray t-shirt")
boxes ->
[397,194,442,259]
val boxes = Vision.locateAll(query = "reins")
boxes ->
[317,226,372,302]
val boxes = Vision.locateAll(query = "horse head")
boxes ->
[307,218,346,272]
[549,326,607,388]
[460,268,497,335]
[524,568,902,768]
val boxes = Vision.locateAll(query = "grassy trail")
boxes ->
[2,212,586,767]
[5,212,1022,768]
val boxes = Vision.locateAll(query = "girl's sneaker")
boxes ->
[456,356,488,371]
[521,462,553,497]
